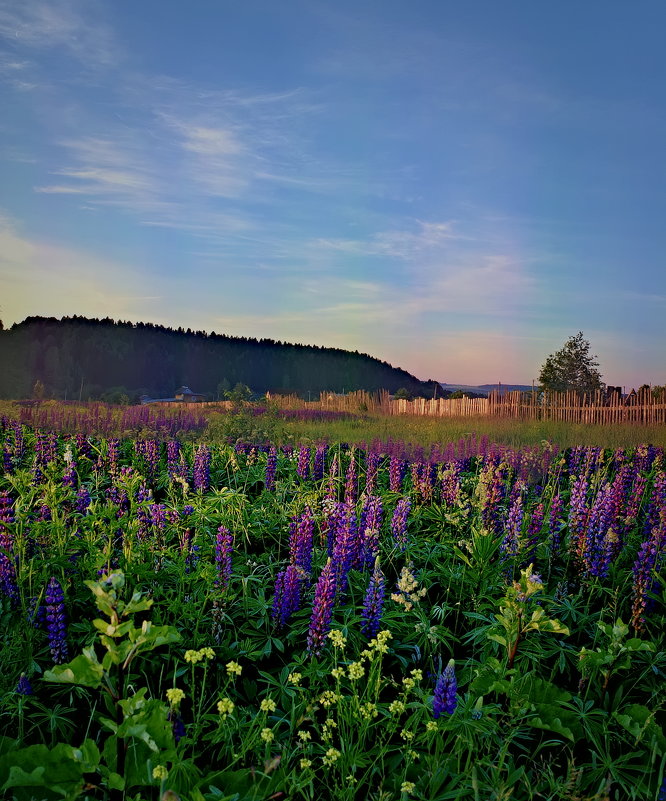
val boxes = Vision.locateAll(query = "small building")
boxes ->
[140,386,206,404]
[174,386,206,402]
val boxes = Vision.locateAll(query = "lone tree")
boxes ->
[538,332,604,393]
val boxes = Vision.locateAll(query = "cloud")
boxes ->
[0,213,161,325]
[0,0,118,66]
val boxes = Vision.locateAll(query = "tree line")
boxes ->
[0,316,439,402]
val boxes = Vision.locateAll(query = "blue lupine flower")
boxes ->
[433,659,457,718]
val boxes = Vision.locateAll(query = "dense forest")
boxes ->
[0,316,439,401]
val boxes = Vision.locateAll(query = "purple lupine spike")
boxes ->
[583,483,616,578]
[272,563,306,627]
[107,438,120,474]
[289,507,315,573]
[441,463,462,506]
[325,454,339,501]
[548,493,564,554]
[215,526,233,592]
[361,559,386,638]
[433,659,457,717]
[313,444,327,481]
[45,577,69,664]
[193,444,211,492]
[264,446,278,491]
[331,501,358,593]
[62,457,77,489]
[389,456,405,493]
[391,497,411,551]
[75,433,93,460]
[0,535,19,606]
[568,474,589,563]
[38,504,52,522]
[168,711,186,743]
[75,486,91,514]
[365,452,381,495]
[344,455,358,504]
[2,446,13,474]
[501,495,523,561]
[359,495,383,568]
[523,502,545,566]
[16,674,33,695]
[297,446,311,481]
[631,520,666,631]
[149,503,167,530]
[306,559,337,655]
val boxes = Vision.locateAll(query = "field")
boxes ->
[1,409,665,800]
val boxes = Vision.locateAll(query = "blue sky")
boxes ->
[1,0,664,387]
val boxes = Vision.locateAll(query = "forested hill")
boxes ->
[0,316,438,401]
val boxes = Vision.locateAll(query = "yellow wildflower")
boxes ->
[260,698,277,713]
[409,750,419,760]
[360,702,378,720]
[347,662,365,681]
[319,690,340,708]
[184,649,202,664]
[260,727,274,743]
[152,765,168,780]
[298,730,311,742]
[323,747,341,766]
[226,661,242,676]
[166,688,185,706]
[389,700,406,716]
[300,758,312,770]
[331,667,345,679]
[287,672,302,685]
[402,677,415,691]
[426,720,438,733]
[400,729,414,741]
[410,669,423,681]
[328,630,347,649]
[217,697,234,717]
[200,646,215,660]
[401,781,415,794]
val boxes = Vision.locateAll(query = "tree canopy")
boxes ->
[538,332,604,393]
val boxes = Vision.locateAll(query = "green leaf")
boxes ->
[43,647,104,688]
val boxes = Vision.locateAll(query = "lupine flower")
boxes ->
[389,456,406,493]
[441,463,462,506]
[75,486,91,514]
[568,475,589,562]
[344,455,357,503]
[433,659,457,717]
[331,501,357,593]
[2,446,12,474]
[193,444,211,492]
[391,498,411,550]
[313,444,327,481]
[359,495,383,567]
[523,502,544,566]
[297,446,311,481]
[45,577,69,664]
[289,507,315,573]
[361,559,386,638]
[272,563,306,627]
[365,452,381,495]
[149,503,167,531]
[501,495,523,561]
[307,559,337,654]
[16,674,33,695]
[548,493,563,554]
[107,438,120,474]
[168,711,186,743]
[215,526,233,592]
[264,446,278,491]
[583,483,616,578]
[631,520,666,631]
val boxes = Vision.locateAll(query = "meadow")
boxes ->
[0,408,665,800]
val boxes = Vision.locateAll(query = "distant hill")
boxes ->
[440,382,534,397]
[0,316,439,401]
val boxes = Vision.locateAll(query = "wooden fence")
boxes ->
[171,388,666,425]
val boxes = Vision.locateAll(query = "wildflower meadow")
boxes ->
[1,417,665,800]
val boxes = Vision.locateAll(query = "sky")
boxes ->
[1,1,665,388]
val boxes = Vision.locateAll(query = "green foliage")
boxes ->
[538,331,604,393]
